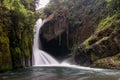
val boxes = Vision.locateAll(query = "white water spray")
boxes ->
[32,19,104,72]
[32,19,59,66]
[32,0,59,66]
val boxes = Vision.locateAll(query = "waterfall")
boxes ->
[32,19,59,66]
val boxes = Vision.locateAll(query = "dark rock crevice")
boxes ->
[40,31,71,61]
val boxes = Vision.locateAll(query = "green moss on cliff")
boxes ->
[83,13,120,49]
[0,0,35,71]
[0,26,12,72]
[83,35,97,49]
[75,12,120,69]
[97,14,120,32]
[94,54,120,69]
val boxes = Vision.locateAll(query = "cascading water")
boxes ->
[32,18,59,66]
[32,0,59,66]
[32,0,75,67]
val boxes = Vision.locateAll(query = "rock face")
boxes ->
[0,0,35,71]
[40,12,70,59]
[41,11,68,41]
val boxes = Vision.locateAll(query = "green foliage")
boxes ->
[2,0,14,9]
[24,49,30,57]
[112,56,120,61]
[15,47,21,54]
[96,13,120,32]
[12,0,27,16]
[1,0,35,11]
[96,16,113,32]
[106,0,112,3]
[60,0,65,3]
[105,0,112,7]
[106,0,120,14]
[112,0,120,9]
[20,0,35,10]
[0,26,12,71]
[44,5,53,15]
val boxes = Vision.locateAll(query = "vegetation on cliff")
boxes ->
[0,0,36,71]
[74,0,120,69]
[75,13,120,68]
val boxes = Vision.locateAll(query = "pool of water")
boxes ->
[0,66,120,80]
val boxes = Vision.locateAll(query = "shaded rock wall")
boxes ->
[41,10,68,41]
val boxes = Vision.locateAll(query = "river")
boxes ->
[0,66,120,80]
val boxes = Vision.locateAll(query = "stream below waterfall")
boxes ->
[0,66,120,80]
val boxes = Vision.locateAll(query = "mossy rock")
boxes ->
[75,13,120,69]
[0,0,36,71]
[0,28,12,72]
[94,54,120,69]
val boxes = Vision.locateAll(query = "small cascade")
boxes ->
[32,19,59,66]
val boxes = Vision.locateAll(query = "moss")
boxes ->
[24,49,30,57]
[112,55,120,61]
[15,47,21,54]
[95,37,109,44]
[83,35,97,49]
[96,16,113,32]
[75,11,120,69]
[94,60,109,68]
[83,13,120,49]
[112,57,119,61]
[105,0,112,7]
[2,0,14,10]
[94,55,120,69]
[95,59,110,69]
[0,28,12,71]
